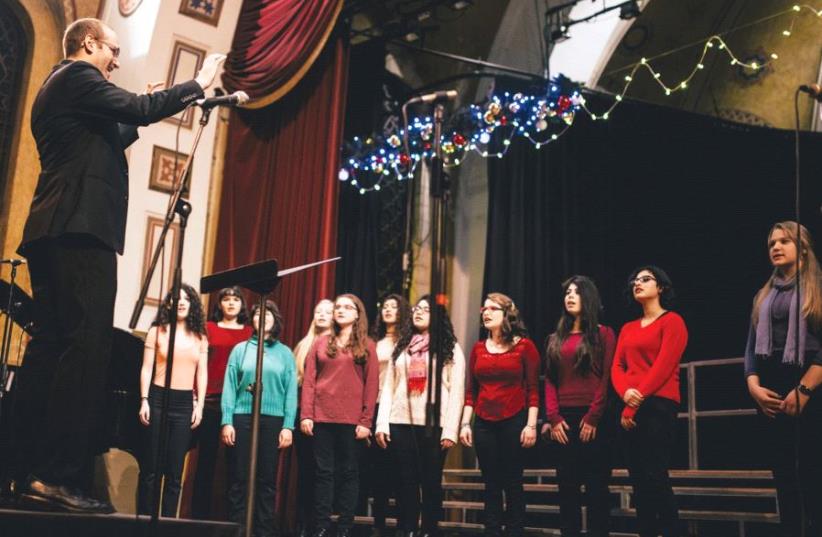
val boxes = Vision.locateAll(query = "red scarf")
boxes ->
[406,333,429,395]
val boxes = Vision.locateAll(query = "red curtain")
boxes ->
[222,0,343,108]
[213,32,348,347]
[181,3,349,525]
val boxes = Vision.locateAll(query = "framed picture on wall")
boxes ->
[164,40,206,129]
[141,216,181,306]
[179,0,225,27]
[149,145,192,195]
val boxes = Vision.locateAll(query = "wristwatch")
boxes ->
[797,384,814,397]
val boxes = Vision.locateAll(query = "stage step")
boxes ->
[442,482,776,498]
[435,501,779,524]
[350,516,641,536]
[443,469,774,480]
[438,520,639,536]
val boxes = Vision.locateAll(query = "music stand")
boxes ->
[201,256,339,537]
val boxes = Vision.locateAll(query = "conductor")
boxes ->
[3,17,224,513]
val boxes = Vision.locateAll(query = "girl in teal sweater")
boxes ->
[221,300,297,537]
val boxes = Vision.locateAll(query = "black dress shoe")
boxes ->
[94,498,116,514]
[18,476,115,514]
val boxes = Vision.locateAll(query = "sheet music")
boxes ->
[277,257,341,277]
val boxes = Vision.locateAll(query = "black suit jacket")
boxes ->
[19,60,203,255]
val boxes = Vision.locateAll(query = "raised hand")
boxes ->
[195,53,227,90]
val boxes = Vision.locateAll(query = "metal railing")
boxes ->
[678,357,756,469]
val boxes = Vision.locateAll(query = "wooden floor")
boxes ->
[0,507,241,537]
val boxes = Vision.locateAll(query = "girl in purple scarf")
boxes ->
[743,221,822,537]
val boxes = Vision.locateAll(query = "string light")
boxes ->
[342,3,822,194]
[340,77,582,194]
[579,2,822,120]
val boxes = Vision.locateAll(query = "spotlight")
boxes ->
[619,0,641,20]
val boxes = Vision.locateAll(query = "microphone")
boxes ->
[799,83,822,102]
[0,259,25,266]
[194,91,249,109]
[406,90,458,105]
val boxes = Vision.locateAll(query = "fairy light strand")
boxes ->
[342,3,822,193]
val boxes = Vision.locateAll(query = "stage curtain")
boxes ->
[213,32,347,346]
[483,93,822,468]
[222,0,343,109]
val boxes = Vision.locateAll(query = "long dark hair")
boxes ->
[545,276,604,383]
[483,292,528,343]
[250,300,283,344]
[371,293,412,340]
[393,295,457,363]
[153,283,207,336]
[209,286,250,324]
[327,293,371,365]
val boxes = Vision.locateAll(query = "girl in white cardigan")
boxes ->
[375,295,465,537]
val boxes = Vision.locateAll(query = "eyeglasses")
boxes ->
[631,275,656,285]
[97,39,120,58]
[412,305,430,313]
[480,305,503,314]
[335,304,357,311]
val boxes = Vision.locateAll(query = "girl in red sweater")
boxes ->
[459,292,540,537]
[543,276,615,537]
[191,286,252,519]
[611,266,687,537]
[300,294,379,537]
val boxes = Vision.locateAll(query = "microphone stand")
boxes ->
[0,261,22,419]
[791,86,807,537]
[128,103,212,531]
[426,103,448,438]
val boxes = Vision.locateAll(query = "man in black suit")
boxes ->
[5,18,224,513]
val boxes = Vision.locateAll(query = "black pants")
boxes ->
[313,422,360,531]
[227,414,283,537]
[7,236,116,487]
[296,413,316,531]
[755,358,822,537]
[357,420,393,529]
[191,394,223,519]
[139,385,193,517]
[391,424,446,533]
[554,407,611,537]
[622,397,679,537]
[473,411,526,537]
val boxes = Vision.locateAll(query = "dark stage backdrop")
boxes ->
[336,41,411,321]
[484,94,822,362]
[483,94,822,470]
